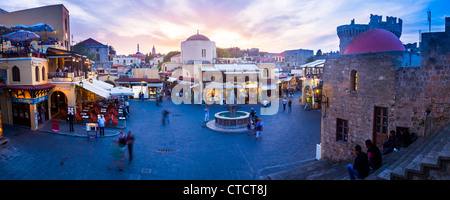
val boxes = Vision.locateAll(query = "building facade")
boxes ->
[0,4,71,51]
[284,49,314,69]
[74,38,110,70]
[321,21,449,161]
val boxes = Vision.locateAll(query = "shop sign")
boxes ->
[11,95,48,104]
[32,60,42,66]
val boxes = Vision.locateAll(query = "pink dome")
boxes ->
[344,29,405,54]
[186,34,210,41]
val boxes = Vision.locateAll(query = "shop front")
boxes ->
[6,84,54,130]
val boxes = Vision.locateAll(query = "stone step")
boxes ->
[393,127,449,179]
[405,130,448,173]
[376,131,438,180]
[386,127,449,180]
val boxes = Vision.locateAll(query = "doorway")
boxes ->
[373,106,388,147]
[50,91,68,118]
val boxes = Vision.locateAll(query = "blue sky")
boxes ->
[0,0,448,55]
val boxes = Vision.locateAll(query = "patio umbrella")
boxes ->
[27,23,55,39]
[0,24,9,31]
[109,86,134,97]
[27,23,55,32]
[10,24,28,31]
[3,30,39,41]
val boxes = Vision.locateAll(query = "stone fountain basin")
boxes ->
[214,111,250,129]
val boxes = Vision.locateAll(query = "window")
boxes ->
[42,67,46,81]
[263,68,269,77]
[350,70,357,91]
[202,49,206,57]
[35,67,39,82]
[12,66,20,82]
[336,118,348,142]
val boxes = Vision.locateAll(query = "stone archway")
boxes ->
[50,90,68,117]
[301,83,313,105]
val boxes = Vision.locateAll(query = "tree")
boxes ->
[145,53,155,64]
[216,47,231,58]
[163,51,181,63]
[316,49,322,57]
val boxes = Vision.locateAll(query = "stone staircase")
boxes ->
[373,125,449,180]
[265,125,449,180]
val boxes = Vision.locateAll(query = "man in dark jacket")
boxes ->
[347,145,370,180]
[67,111,75,132]
[366,139,382,170]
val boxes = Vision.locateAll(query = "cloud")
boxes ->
[0,0,447,55]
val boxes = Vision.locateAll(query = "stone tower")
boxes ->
[337,14,403,54]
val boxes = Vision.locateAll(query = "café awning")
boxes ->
[75,80,110,98]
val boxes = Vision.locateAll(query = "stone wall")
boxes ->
[321,51,448,161]
[321,52,398,161]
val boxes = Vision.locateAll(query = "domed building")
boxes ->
[344,29,405,54]
[319,23,442,162]
[181,31,217,64]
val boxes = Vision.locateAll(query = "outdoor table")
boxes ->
[82,115,89,119]
[80,113,87,116]
[119,117,126,120]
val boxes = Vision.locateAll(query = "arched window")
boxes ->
[264,68,269,78]
[42,67,46,81]
[350,70,357,91]
[35,66,40,82]
[12,66,20,82]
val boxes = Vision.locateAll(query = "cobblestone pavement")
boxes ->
[0,93,321,180]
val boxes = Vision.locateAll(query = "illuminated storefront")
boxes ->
[5,84,54,130]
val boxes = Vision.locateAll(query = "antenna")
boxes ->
[427,8,431,32]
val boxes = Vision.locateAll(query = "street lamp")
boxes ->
[79,80,83,88]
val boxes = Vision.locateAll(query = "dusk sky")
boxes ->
[1,0,448,55]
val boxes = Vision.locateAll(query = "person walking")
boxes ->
[204,105,210,122]
[288,100,292,112]
[282,97,287,111]
[98,114,106,137]
[125,100,130,114]
[109,141,125,172]
[347,145,370,180]
[162,109,170,125]
[126,131,135,162]
[110,131,127,171]
[250,108,256,121]
[255,118,264,140]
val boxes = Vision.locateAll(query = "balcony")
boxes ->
[47,72,85,83]
[0,51,46,59]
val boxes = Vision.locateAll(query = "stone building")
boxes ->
[284,48,314,68]
[320,19,449,161]
[337,14,402,54]
[73,38,110,70]
[181,32,217,64]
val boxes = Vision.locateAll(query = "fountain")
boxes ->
[206,94,250,133]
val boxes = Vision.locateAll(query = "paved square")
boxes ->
[0,93,321,180]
